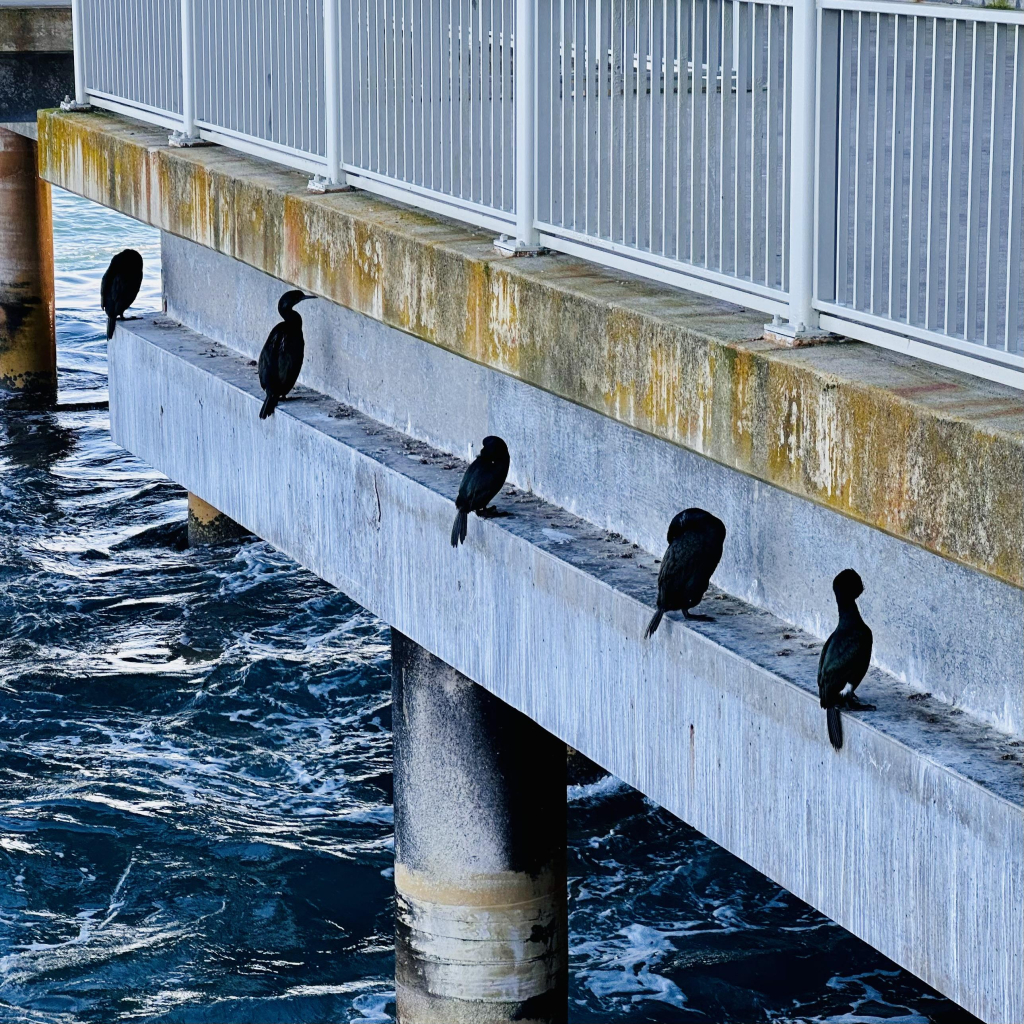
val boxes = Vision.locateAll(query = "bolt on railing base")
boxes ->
[167,131,211,148]
[307,175,353,194]
[59,96,93,113]
[493,234,547,257]
[763,316,836,349]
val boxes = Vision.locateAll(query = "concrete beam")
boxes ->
[186,492,246,546]
[0,120,37,140]
[108,316,1023,1023]
[0,5,72,54]
[162,233,1024,737]
[37,109,1024,590]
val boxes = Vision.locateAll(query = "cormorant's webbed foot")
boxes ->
[682,610,715,622]
[844,696,876,711]
[476,506,512,519]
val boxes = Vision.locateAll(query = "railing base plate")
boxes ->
[59,97,93,113]
[167,131,212,148]
[493,234,547,257]
[763,320,837,348]
[307,175,354,194]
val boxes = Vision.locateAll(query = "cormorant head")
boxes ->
[833,568,864,603]
[278,289,315,316]
[118,248,143,270]
[667,507,725,544]
[479,435,509,462]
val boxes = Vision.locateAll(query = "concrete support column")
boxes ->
[392,631,567,1024]
[186,492,245,546]
[0,127,55,395]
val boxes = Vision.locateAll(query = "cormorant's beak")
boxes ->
[299,293,316,302]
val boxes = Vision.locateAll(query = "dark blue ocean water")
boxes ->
[0,188,976,1024]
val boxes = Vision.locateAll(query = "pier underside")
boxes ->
[109,314,1021,1023]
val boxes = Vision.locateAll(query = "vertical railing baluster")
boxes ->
[62,0,92,110]
[316,0,348,188]
[770,0,819,339]
[168,0,202,143]
[182,0,196,138]
[497,0,542,253]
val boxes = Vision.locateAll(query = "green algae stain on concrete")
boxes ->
[38,111,156,227]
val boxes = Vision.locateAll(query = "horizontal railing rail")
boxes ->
[68,0,1024,387]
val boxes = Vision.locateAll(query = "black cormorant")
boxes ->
[644,508,726,638]
[258,289,315,419]
[450,435,510,547]
[100,249,144,340]
[818,568,874,750]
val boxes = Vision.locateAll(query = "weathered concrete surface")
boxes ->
[37,109,1024,590]
[0,4,72,53]
[393,632,567,1023]
[0,119,37,140]
[163,233,1024,737]
[0,5,72,124]
[0,126,55,392]
[186,492,246,546]
[0,2,67,395]
[109,317,1023,1023]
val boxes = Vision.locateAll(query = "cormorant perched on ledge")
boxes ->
[258,290,315,419]
[645,508,726,638]
[818,568,874,750]
[100,249,143,340]
[450,436,510,547]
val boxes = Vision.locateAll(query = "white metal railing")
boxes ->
[192,0,327,170]
[69,0,1024,387]
[340,0,517,231]
[816,0,1023,377]
[76,0,183,127]
[536,0,793,315]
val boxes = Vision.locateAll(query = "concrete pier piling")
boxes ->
[392,631,568,1024]
[0,127,55,395]
[186,492,245,546]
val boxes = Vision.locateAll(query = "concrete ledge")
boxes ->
[109,316,1023,1023]
[39,109,1024,589]
[0,120,37,140]
[162,233,1024,737]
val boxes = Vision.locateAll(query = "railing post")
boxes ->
[495,0,543,254]
[169,0,203,145]
[768,0,825,343]
[61,0,93,111]
[310,0,350,191]
[71,0,88,105]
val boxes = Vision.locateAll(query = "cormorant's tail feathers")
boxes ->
[106,314,116,340]
[451,509,468,547]
[826,706,843,750]
[259,393,278,419]
[644,608,664,639]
